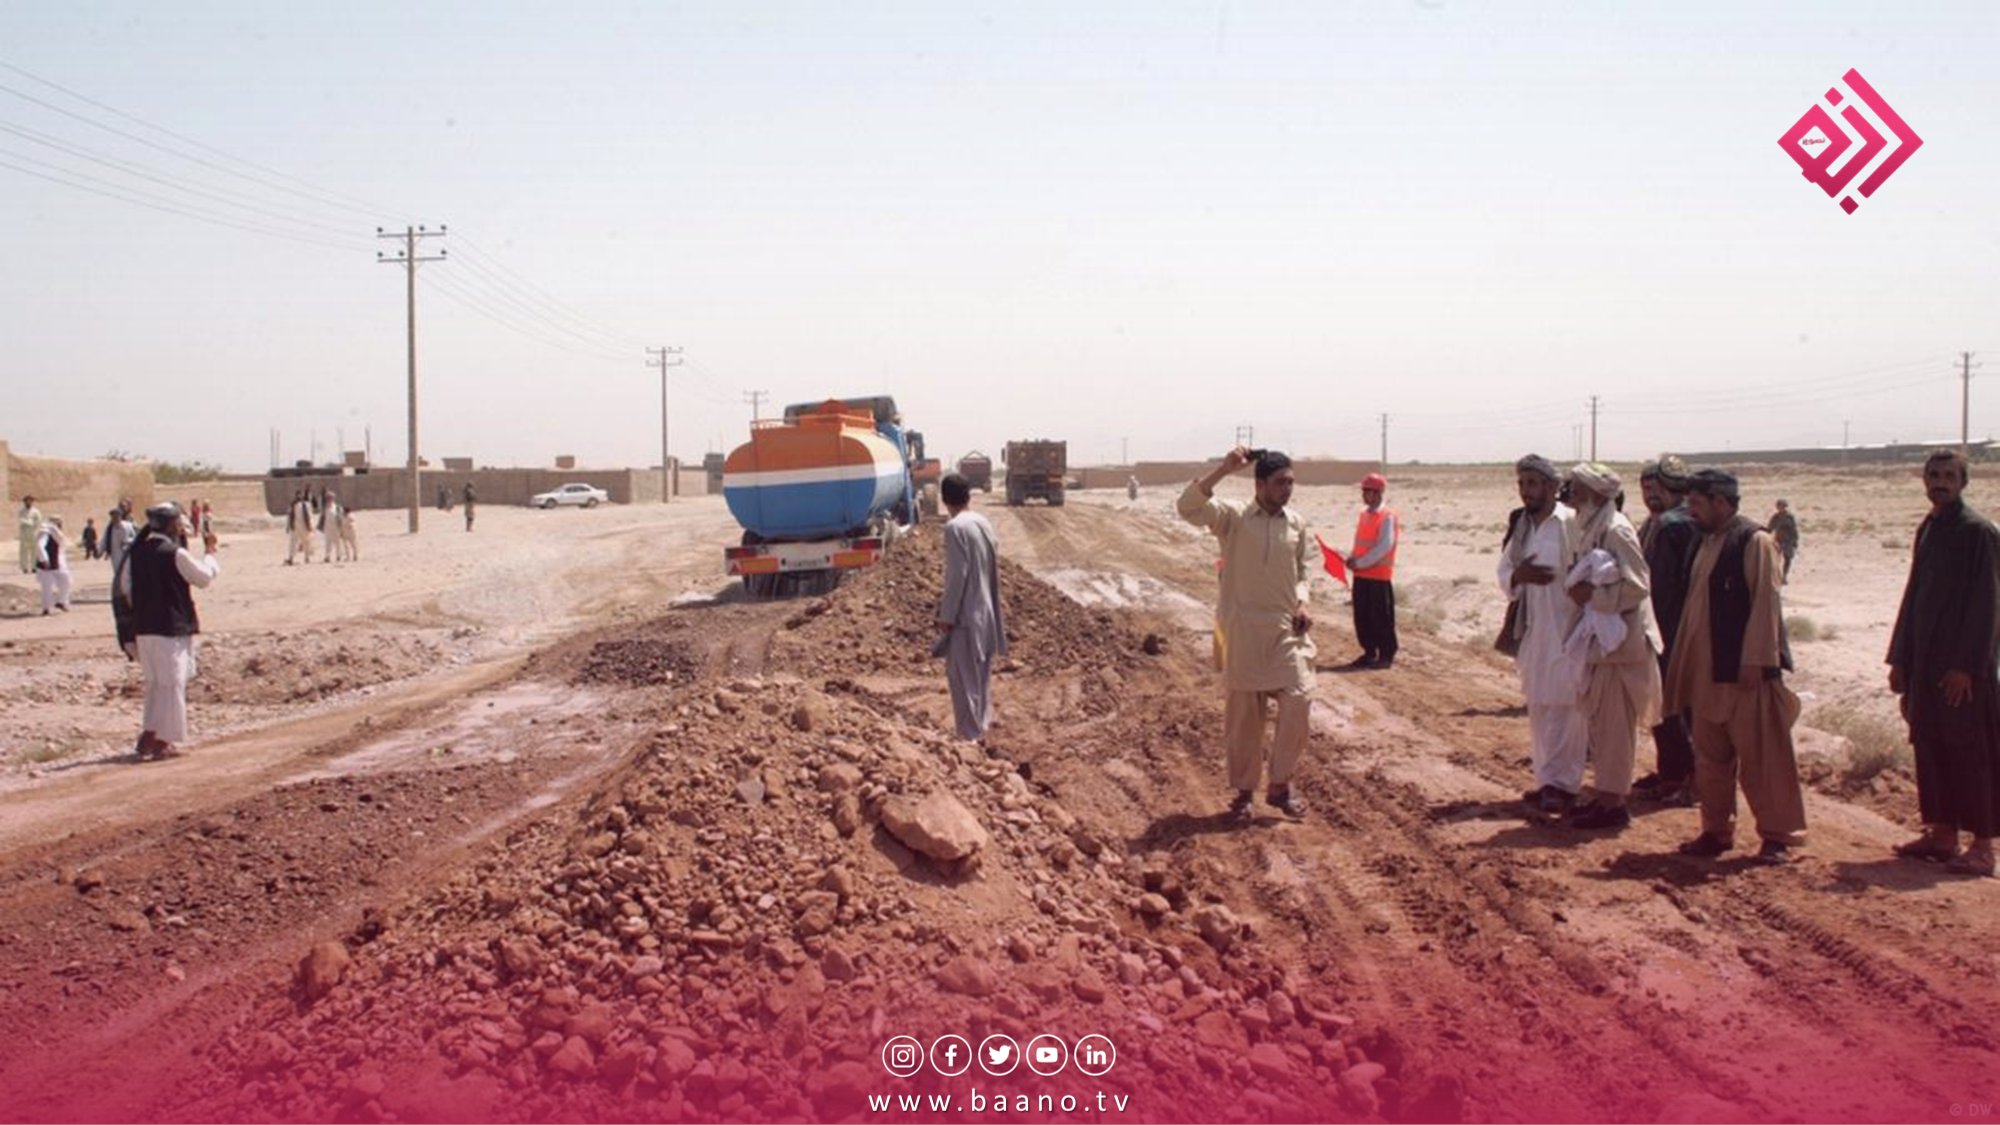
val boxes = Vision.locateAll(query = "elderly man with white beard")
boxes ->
[1561,462,1663,831]
[1499,454,1586,816]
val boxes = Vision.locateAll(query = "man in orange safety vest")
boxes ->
[1344,471,1399,669]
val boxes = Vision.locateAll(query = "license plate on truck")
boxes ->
[724,536,884,577]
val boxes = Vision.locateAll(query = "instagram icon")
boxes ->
[881,1035,923,1079]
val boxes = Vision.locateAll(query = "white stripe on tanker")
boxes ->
[723,461,904,489]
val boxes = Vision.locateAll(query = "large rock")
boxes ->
[794,891,839,937]
[881,790,988,862]
[547,1035,597,1079]
[563,1004,615,1044]
[296,940,350,1003]
[1194,904,1243,953]
[817,763,863,793]
[654,1037,699,1084]
[935,954,998,997]
[1192,1010,1249,1055]
[1250,1042,1295,1082]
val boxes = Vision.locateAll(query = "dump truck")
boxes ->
[721,395,918,596]
[1002,439,1067,506]
[956,451,993,492]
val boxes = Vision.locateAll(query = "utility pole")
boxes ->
[1962,351,1980,458]
[1588,395,1600,461]
[1121,436,1129,465]
[1572,423,1583,461]
[1378,413,1389,471]
[744,390,769,421]
[648,346,684,502]
[377,225,447,533]
[1233,424,1255,449]
[1843,419,1851,465]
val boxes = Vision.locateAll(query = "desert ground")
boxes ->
[0,463,1992,1123]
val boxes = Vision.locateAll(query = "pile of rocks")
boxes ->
[168,537,1426,1122]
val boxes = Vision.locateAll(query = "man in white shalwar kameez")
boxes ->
[18,496,44,575]
[1179,447,1317,820]
[285,489,314,565]
[1499,454,1589,815]
[34,516,72,614]
[936,474,1006,742]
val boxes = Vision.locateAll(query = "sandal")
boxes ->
[1894,836,1958,862]
[1225,791,1254,822]
[1946,850,1997,878]
[1676,832,1733,858]
[1266,787,1306,819]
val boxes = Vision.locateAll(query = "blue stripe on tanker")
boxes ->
[724,471,903,539]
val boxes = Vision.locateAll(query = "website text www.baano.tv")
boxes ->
[866,1089,1134,1116]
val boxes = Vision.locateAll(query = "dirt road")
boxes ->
[0,476,1992,1123]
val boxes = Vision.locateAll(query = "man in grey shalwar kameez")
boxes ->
[936,473,1006,741]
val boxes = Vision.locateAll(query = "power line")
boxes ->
[437,248,642,354]
[0,59,396,219]
[0,150,370,252]
[744,390,769,421]
[0,119,368,239]
[453,237,651,351]
[418,272,633,363]
[1,60,665,377]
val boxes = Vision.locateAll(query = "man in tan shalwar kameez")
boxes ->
[1179,447,1316,820]
[1663,468,1807,864]
[1563,463,1662,830]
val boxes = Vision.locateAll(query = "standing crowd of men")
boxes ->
[284,486,359,564]
[1145,445,1995,877]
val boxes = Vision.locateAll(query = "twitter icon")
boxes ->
[978,1033,1021,1076]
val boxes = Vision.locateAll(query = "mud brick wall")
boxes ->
[260,465,697,514]
[3,445,156,523]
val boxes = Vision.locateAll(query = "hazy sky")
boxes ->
[3,2,1995,473]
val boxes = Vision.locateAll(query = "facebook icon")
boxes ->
[930,1034,972,1077]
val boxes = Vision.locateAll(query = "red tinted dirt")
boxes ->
[0,483,1993,1124]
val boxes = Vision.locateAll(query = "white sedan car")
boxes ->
[531,483,609,509]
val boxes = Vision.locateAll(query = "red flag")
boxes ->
[1314,534,1350,587]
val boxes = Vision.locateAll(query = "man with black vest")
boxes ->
[1662,469,1806,863]
[127,502,221,761]
[1632,455,1701,806]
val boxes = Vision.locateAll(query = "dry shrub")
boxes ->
[1813,704,1912,782]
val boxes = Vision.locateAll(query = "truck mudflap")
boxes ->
[724,535,886,577]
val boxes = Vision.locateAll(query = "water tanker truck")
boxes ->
[722,395,918,597]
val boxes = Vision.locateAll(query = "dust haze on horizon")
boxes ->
[3,3,1996,477]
